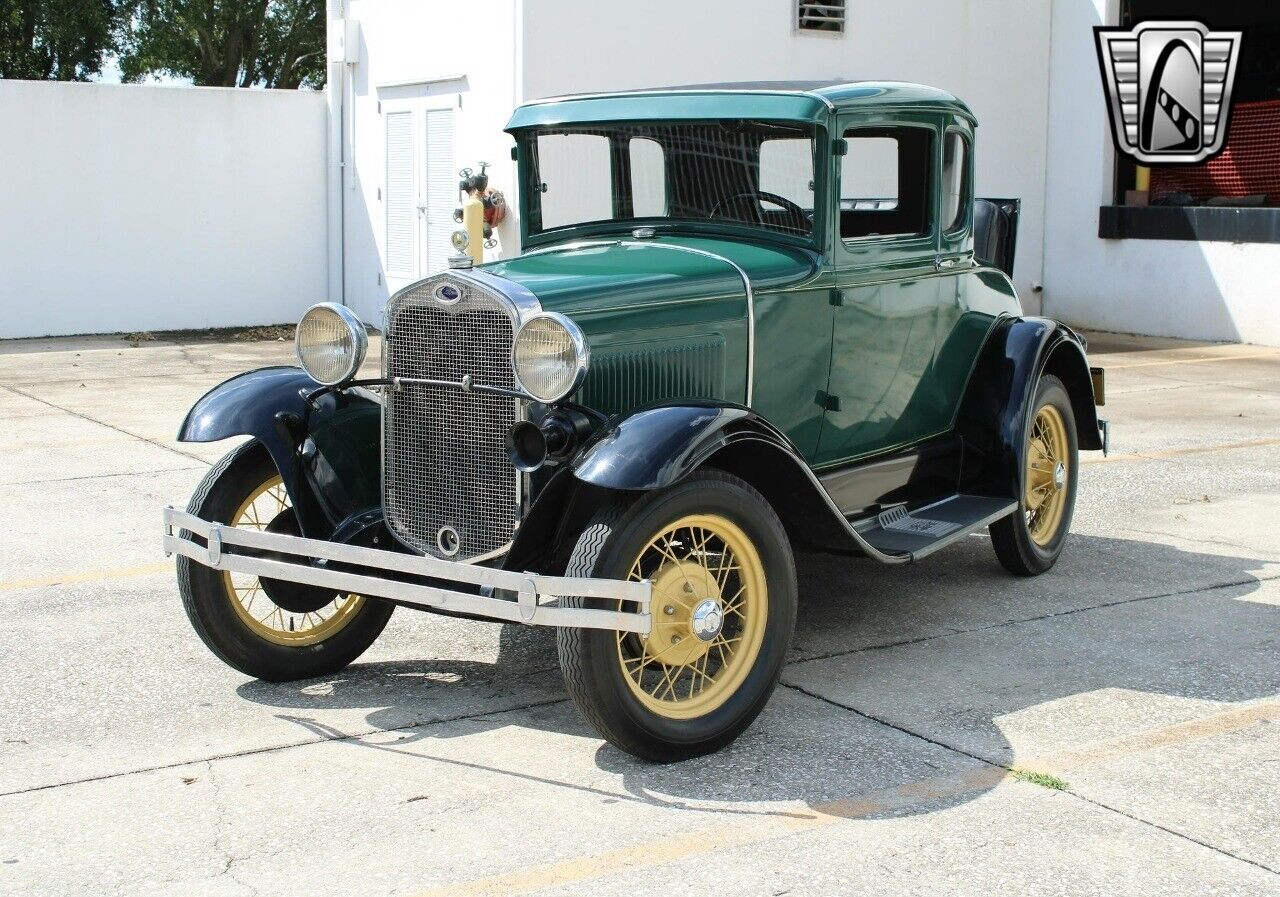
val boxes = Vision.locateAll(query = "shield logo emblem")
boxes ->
[1095,20,1242,165]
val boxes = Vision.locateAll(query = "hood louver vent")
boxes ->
[578,341,725,419]
[796,0,845,34]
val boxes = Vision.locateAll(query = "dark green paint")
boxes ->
[490,83,1018,468]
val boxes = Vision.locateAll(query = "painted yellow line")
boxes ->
[0,563,171,593]
[1104,350,1280,369]
[1083,436,1280,465]
[411,699,1280,897]
[411,766,1007,897]
[1021,700,1280,775]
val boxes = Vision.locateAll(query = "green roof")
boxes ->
[506,81,974,130]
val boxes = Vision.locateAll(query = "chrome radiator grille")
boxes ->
[383,275,519,561]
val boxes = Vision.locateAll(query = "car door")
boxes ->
[814,113,948,467]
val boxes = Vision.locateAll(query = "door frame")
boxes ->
[832,112,944,281]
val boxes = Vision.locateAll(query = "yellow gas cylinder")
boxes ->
[462,194,485,265]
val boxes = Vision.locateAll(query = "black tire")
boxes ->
[177,441,393,681]
[557,470,797,762]
[990,374,1079,576]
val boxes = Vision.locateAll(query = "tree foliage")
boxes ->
[0,0,121,81]
[117,0,324,88]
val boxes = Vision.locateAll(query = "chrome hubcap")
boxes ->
[690,598,725,641]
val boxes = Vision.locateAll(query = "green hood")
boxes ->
[483,235,817,322]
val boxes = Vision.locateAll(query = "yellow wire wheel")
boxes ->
[222,475,365,646]
[615,513,768,720]
[1024,403,1071,546]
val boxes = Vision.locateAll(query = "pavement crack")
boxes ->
[1113,526,1280,562]
[2,467,206,487]
[1062,788,1280,877]
[778,682,1280,879]
[0,383,209,464]
[0,697,570,800]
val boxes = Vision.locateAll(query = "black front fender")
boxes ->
[179,367,382,537]
[566,402,903,560]
[571,403,790,491]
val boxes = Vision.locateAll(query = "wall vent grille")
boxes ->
[796,0,846,34]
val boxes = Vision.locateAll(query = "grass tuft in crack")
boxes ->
[1011,769,1070,791]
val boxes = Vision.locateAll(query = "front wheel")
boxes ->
[989,374,1079,576]
[557,470,797,762]
[177,441,394,681]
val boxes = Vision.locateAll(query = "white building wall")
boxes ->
[340,0,519,325]
[1042,0,1280,346]
[519,0,1054,306]
[0,81,328,339]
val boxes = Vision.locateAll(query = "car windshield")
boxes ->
[519,120,817,239]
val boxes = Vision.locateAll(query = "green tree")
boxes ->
[0,0,121,80]
[117,0,324,89]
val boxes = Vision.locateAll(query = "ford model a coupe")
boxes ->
[165,82,1108,761]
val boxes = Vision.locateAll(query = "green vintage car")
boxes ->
[165,81,1108,761]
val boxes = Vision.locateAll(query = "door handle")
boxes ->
[935,256,961,270]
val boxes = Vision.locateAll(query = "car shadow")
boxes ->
[238,532,1276,819]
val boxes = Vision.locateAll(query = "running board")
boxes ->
[851,495,1017,562]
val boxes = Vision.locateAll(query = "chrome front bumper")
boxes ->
[162,507,652,634]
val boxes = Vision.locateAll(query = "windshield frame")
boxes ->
[512,119,831,251]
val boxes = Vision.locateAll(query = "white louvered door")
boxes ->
[421,108,456,276]
[384,110,417,283]
[383,100,457,294]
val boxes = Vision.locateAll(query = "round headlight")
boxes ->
[295,303,368,386]
[512,313,589,403]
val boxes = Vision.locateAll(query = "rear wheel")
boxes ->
[990,374,1079,576]
[177,441,393,681]
[557,470,796,762]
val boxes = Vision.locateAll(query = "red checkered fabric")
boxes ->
[1149,100,1280,203]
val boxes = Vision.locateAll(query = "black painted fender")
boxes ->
[562,402,895,558]
[571,403,790,491]
[178,366,382,537]
[957,316,1102,501]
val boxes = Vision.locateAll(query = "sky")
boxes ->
[91,54,192,86]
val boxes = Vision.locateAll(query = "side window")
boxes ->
[629,137,667,217]
[840,127,933,241]
[536,133,613,229]
[942,132,969,233]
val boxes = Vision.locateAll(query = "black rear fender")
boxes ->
[957,317,1102,500]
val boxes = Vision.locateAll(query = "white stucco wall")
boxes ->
[519,0,1054,306]
[0,81,328,339]
[340,0,520,325]
[1042,0,1280,346]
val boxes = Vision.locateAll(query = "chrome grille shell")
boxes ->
[383,273,523,561]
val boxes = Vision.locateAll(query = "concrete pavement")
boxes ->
[0,330,1277,896]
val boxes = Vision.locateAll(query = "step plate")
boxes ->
[857,495,1018,561]
[876,506,961,539]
